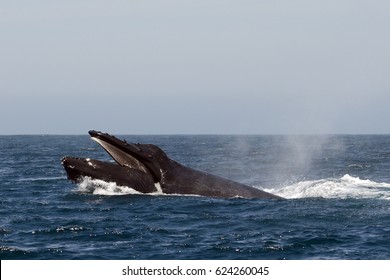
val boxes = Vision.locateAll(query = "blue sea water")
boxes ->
[1,135,390,260]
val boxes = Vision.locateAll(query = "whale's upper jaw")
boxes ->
[88,130,164,182]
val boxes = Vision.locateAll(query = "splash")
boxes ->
[76,177,143,196]
[75,177,166,196]
[75,177,204,198]
[264,174,390,200]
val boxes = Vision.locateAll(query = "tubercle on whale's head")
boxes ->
[88,130,169,183]
[61,156,95,183]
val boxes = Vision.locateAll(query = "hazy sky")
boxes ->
[1,0,389,134]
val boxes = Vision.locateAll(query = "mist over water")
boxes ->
[264,135,344,184]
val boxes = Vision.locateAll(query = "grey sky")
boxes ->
[1,0,389,134]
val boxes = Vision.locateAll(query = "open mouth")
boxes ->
[83,131,161,182]
[61,131,161,193]
[89,131,149,173]
[62,130,161,183]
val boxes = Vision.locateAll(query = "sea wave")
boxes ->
[264,174,390,200]
[16,176,66,182]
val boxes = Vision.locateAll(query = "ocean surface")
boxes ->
[1,134,390,260]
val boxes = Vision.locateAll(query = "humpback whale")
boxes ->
[62,131,284,199]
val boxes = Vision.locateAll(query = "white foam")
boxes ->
[263,174,390,200]
[75,177,170,196]
[76,177,143,196]
[75,177,205,198]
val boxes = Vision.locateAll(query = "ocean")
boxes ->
[1,134,390,259]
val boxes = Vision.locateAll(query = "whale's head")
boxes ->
[61,156,157,193]
[88,130,169,183]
